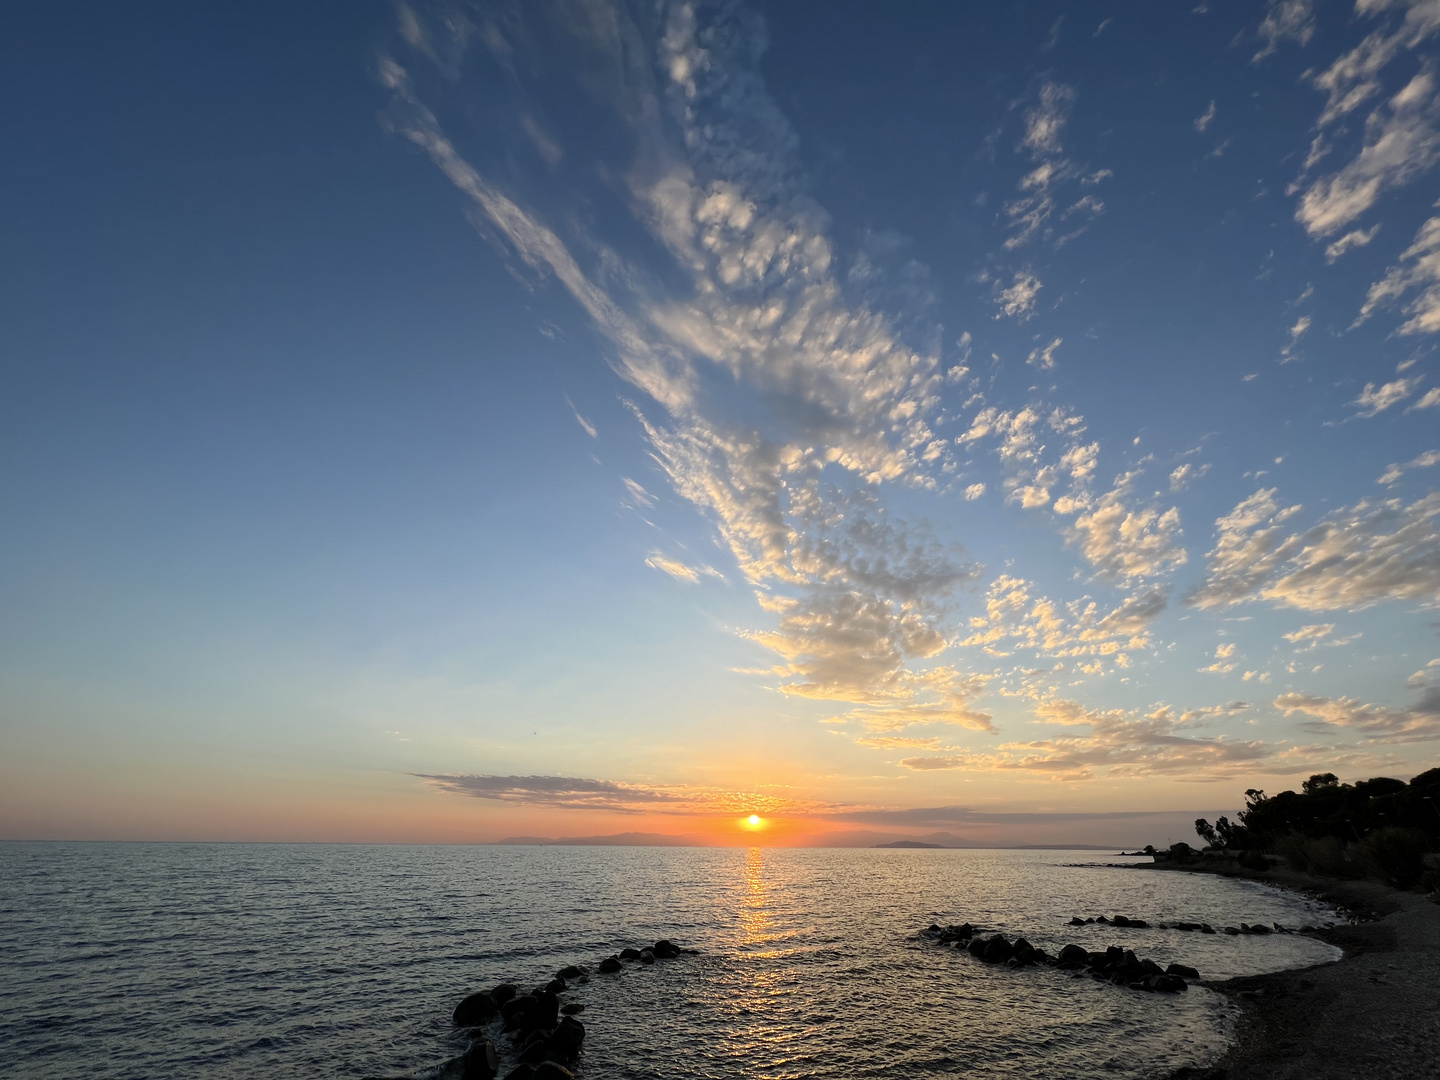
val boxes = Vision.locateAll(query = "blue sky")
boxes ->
[1,0,1437,843]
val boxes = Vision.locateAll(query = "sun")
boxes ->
[747,814,762,827]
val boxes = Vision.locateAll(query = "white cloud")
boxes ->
[995,269,1043,319]
[1194,100,1217,132]
[1412,386,1440,409]
[964,483,987,500]
[1356,214,1440,335]
[1283,622,1335,644]
[1325,224,1380,262]
[1169,462,1210,492]
[1062,472,1187,581]
[1379,448,1440,484]
[1022,81,1076,157]
[622,477,655,507]
[1352,375,1424,416]
[565,394,598,438]
[1253,0,1316,62]
[1188,488,1440,612]
[1027,337,1062,369]
[1279,314,1312,364]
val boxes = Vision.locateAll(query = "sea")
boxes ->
[0,842,1343,1079]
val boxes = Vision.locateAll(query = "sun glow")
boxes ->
[742,814,765,830]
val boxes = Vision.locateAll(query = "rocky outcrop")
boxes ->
[920,922,1200,993]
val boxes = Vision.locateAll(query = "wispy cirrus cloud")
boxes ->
[416,773,815,816]
[1357,214,1440,334]
[1275,685,1440,743]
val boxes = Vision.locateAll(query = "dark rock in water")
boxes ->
[653,939,682,959]
[925,923,942,935]
[547,1016,585,1061]
[618,948,642,961]
[462,1038,499,1080]
[981,935,1014,964]
[530,991,559,1030]
[530,1064,574,1080]
[1248,923,1272,935]
[1112,915,1131,927]
[556,965,587,980]
[492,984,519,1007]
[1140,958,1164,976]
[544,978,566,995]
[1200,923,1216,934]
[1128,919,1149,929]
[1096,915,1111,924]
[638,949,656,965]
[560,1002,585,1016]
[966,937,987,958]
[454,991,498,1027]
[597,955,622,973]
[518,1034,549,1066]
[500,996,534,1030]
[1058,944,1089,968]
[1223,927,1240,936]
[1167,963,1200,980]
[1145,974,1188,992]
[500,1068,535,1080]
[1085,917,1095,923]
[1069,916,1086,925]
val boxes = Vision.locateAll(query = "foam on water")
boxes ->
[0,843,1340,1078]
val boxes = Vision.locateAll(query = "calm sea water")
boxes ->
[0,843,1341,1079]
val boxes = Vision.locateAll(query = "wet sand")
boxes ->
[1157,867,1440,1079]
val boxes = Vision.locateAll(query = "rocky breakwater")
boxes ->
[439,940,694,1080]
[920,922,1199,993]
[1065,913,1308,935]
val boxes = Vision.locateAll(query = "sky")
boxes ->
[2,0,1438,847]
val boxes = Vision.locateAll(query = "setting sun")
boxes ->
[747,814,761,826]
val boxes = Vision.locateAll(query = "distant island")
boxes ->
[874,840,944,848]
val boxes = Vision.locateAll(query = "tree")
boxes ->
[1195,818,1219,848]
[1302,773,1339,795]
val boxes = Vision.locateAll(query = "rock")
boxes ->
[1200,924,1216,934]
[1248,923,1272,935]
[1069,916,1086,926]
[1084,917,1095,923]
[981,935,1014,963]
[518,1034,549,1065]
[618,948,642,961]
[500,1068,535,1080]
[597,955,622,973]
[556,965,587,980]
[956,922,974,937]
[1096,915,1111,924]
[462,1038,499,1080]
[1058,943,1089,967]
[966,938,987,958]
[454,991,498,1027]
[1112,915,1131,927]
[500,996,534,1030]
[544,978,567,995]
[1223,926,1240,936]
[531,1064,574,1080]
[530,991,559,1030]
[1129,919,1149,929]
[547,1016,585,1061]
[653,940,681,958]
[1140,958,1164,976]
[925,923,942,935]
[1145,974,1188,992]
[1167,963,1200,980]
[492,984,519,1006]
[560,1003,585,1016]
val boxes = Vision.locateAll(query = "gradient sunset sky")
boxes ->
[3,0,1439,846]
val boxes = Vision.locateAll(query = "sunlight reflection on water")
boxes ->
[0,843,1340,1079]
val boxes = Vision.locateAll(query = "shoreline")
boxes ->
[1146,863,1440,1079]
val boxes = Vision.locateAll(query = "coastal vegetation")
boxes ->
[1188,769,1440,891]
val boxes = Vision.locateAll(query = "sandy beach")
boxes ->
[1161,868,1440,1079]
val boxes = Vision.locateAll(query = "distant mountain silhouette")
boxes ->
[874,840,944,848]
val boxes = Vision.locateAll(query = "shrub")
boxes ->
[1356,827,1432,890]
[1274,832,1310,872]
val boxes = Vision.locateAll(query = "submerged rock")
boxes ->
[491,984,519,1007]
[1167,963,1201,980]
[618,948,641,961]
[461,1039,499,1080]
[555,965,587,980]
[559,1002,585,1016]
[597,955,622,973]
[530,1064,574,1080]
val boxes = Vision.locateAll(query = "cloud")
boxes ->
[1352,375,1424,416]
[1411,386,1440,410]
[964,482,987,500]
[1283,622,1335,644]
[1169,462,1210,492]
[995,270,1043,319]
[1061,472,1187,581]
[853,735,944,750]
[900,698,1282,779]
[1187,487,1440,612]
[1002,82,1106,251]
[417,773,820,816]
[1325,224,1380,263]
[645,552,720,583]
[1356,214,1440,335]
[1279,314,1311,364]
[1027,337,1062,369]
[1194,100,1217,133]
[1379,448,1440,485]
[1022,81,1075,157]
[623,477,655,507]
[565,394,599,438]
[1274,686,1440,743]
[1253,0,1315,62]
[1294,0,1440,238]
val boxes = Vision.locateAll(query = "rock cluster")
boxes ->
[443,940,693,1079]
[1065,915,1300,935]
[1068,914,1150,928]
[920,923,1199,994]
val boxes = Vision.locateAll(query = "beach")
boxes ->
[1160,868,1440,1079]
